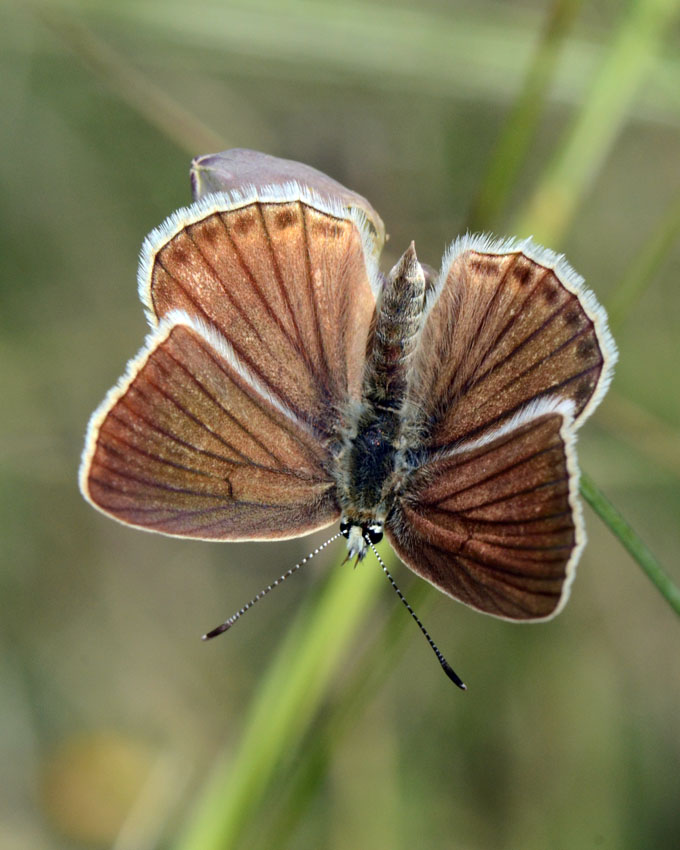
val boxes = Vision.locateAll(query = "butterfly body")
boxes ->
[81,150,616,624]
[336,242,428,557]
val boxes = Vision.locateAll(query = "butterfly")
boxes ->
[80,149,616,684]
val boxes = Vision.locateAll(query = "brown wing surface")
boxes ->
[138,191,377,433]
[410,237,616,448]
[387,404,582,620]
[80,320,340,540]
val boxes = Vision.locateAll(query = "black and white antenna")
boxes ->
[202,532,342,639]
[203,531,465,690]
[368,540,466,690]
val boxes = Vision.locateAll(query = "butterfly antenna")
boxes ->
[368,540,466,690]
[202,532,342,640]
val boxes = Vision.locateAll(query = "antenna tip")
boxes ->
[202,622,231,640]
[442,660,467,690]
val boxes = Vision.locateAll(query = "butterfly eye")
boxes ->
[365,522,384,544]
[339,519,352,538]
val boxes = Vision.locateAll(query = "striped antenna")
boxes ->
[202,532,342,639]
[368,540,466,690]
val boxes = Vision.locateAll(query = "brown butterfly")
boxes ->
[80,149,616,686]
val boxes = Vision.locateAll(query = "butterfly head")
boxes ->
[340,517,383,561]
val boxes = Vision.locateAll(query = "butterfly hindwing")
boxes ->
[387,402,582,620]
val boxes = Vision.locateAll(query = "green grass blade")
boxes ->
[580,473,680,617]
[514,0,680,245]
[172,557,384,850]
[249,573,433,850]
[468,0,584,232]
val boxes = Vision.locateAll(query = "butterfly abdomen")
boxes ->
[365,243,427,409]
[337,244,428,526]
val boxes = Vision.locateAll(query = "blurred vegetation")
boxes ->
[2,1,680,849]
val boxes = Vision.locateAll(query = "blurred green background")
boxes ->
[2,1,680,848]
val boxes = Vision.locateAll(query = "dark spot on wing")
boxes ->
[575,379,595,404]
[200,220,220,245]
[230,210,257,235]
[542,282,560,303]
[564,306,583,327]
[170,245,188,265]
[274,208,297,230]
[469,255,502,277]
[311,219,344,240]
[577,338,597,359]
[512,257,535,286]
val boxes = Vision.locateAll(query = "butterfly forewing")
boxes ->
[388,403,582,620]
[411,238,616,448]
[81,317,342,539]
[139,194,377,432]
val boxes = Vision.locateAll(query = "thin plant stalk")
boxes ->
[468,0,584,232]
[248,572,432,850]
[580,473,680,616]
[34,7,225,155]
[595,390,680,479]
[514,0,680,245]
